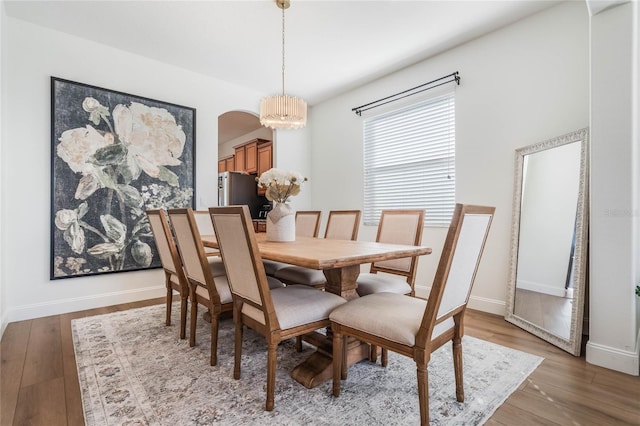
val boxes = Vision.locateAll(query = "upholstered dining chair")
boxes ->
[274,210,361,288]
[146,209,190,340]
[262,210,323,276]
[356,209,425,297]
[168,208,234,366]
[295,210,322,237]
[323,209,361,241]
[193,209,221,257]
[208,205,347,411]
[330,204,495,425]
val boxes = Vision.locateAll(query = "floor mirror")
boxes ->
[505,128,589,356]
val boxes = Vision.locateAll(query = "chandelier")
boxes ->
[259,0,307,130]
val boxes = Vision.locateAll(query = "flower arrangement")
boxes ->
[257,168,307,204]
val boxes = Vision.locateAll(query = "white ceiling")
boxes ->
[4,0,561,106]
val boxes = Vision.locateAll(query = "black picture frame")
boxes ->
[50,77,196,279]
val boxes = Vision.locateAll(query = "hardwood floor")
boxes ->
[1,298,639,425]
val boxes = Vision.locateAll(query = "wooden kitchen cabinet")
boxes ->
[257,142,273,176]
[225,157,235,171]
[233,139,266,173]
[253,220,267,233]
[244,140,258,173]
[234,145,246,172]
[257,142,273,195]
[219,156,234,172]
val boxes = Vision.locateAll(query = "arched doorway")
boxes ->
[218,111,273,160]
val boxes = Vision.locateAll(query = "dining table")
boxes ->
[201,232,432,388]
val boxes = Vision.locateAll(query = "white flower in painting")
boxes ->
[82,97,111,126]
[82,97,102,112]
[54,204,88,255]
[54,209,78,231]
[113,102,186,179]
[57,125,114,174]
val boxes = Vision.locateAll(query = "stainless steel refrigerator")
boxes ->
[217,172,262,218]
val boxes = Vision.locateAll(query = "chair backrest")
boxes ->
[146,209,185,283]
[295,211,322,238]
[193,210,215,236]
[324,210,361,240]
[209,206,278,330]
[416,204,495,346]
[193,209,220,254]
[168,208,222,305]
[370,209,425,281]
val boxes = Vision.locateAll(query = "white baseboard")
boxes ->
[2,285,165,328]
[415,285,506,316]
[516,279,566,297]
[467,295,506,316]
[586,340,640,376]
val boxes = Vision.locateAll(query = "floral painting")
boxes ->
[51,77,195,279]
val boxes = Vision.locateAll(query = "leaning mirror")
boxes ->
[505,128,589,356]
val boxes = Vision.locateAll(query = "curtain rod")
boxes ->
[352,71,460,116]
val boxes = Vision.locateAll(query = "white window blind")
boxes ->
[363,92,455,226]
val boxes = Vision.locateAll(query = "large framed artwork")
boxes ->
[51,77,196,279]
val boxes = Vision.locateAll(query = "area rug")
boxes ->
[72,303,543,426]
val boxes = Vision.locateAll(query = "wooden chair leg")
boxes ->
[332,330,343,397]
[295,336,303,352]
[453,337,464,402]
[179,295,188,340]
[165,284,172,326]
[381,348,388,367]
[234,319,244,380]
[266,342,277,411]
[340,336,348,380]
[416,362,430,426]
[189,290,197,347]
[210,311,219,366]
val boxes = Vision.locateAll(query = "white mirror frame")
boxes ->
[505,128,589,356]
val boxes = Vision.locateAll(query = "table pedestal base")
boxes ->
[291,334,370,389]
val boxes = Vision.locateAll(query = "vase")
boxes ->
[266,202,296,242]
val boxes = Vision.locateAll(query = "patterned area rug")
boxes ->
[72,303,543,425]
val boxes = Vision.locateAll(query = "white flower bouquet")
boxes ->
[257,168,307,204]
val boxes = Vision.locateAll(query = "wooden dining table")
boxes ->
[201,232,432,388]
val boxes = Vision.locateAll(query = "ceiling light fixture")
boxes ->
[259,0,307,130]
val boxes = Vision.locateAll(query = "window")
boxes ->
[363,92,455,226]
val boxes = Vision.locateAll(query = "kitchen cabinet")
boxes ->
[225,157,235,171]
[253,220,267,233]
[219,156,234,172]
[234,145,246,172]
[245,140,258,173]
[257,142,273,176]
[233,139,267,173]
[257,142,273,195]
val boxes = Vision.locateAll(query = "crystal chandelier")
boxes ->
[259,0,307,130]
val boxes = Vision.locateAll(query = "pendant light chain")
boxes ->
[281,3,286,96]
[259,0,307,130]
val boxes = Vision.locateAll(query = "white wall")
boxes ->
[310,2,589,315]
[0,6,6,334]
[0,16,274,327]
[636,2,640,360]
[588,0,639,375]
[272,124,313,212]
